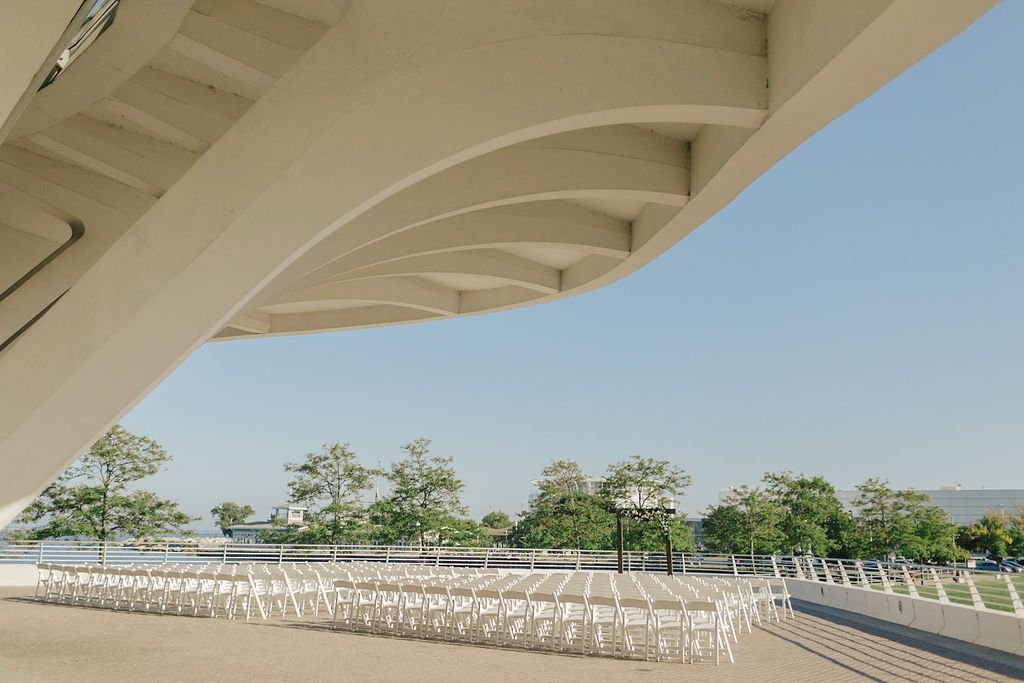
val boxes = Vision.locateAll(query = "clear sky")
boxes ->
[123,3,1023,529]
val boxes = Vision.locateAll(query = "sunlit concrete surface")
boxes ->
[0,589,1021,682]
[0,0,997,529]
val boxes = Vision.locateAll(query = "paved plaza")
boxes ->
[0,588,1021,682]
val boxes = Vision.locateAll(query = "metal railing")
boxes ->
[3,540,1021,614]
[0,540,789,574]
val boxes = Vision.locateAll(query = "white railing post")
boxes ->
[681,552,687,575]
[837,561,851,585]
[530,550,536,571]
[731,555,738,577]
[37,541,44,563]
[163,542,170,563]
[900,565,919,598]
[1002,574,1024,617]
[823,559,835,584]
[222,544,228,563]
[855,561,869,588]
[930,568,950,604]
[963,572,985,609]
[278,545,285,565]
[878,564,893,594]
[770,555,780,578]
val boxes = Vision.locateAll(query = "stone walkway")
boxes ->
[0,589,1021,682]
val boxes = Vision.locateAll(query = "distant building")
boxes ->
[685,514,706,549]
[836,485,1024,526]
[225,504,308,544]
[481,526,510,548]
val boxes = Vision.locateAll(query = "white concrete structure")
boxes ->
[0,1,996,529]
[837,486,1024,526]
[786,578,1024,656]
[225,504,308,542]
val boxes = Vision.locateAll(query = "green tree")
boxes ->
[602,455,692,558]
[372,438,467,546]
[282,442,375,545]
[1011,507,1024,552]
[848,478,946,560]
[15,425,194,541]
[703,486,786,555]
[437,517,492,547]
[623,515,696,553]
[762,472,849,556]
[210,501,255,536]
[508,460,615,550]
[961,512,1015,561]
[900,504,962,564]
[481,510,512,529]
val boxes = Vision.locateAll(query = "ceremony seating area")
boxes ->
[34,562,793,665]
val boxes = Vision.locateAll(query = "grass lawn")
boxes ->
[878,576,1024,613]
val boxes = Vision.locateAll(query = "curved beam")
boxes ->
[262,275,460,316]
[296,206,629,287]
[274,130,687,295]
[216,304,439,340]
[325,249,561,294]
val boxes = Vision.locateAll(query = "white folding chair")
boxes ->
[684,600,733,665]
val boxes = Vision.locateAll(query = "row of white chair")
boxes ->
[36,562,792,664]
[34,561,500,620]
[329,568,789,664]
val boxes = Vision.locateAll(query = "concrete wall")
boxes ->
[786,578,1024,656]
[0,564,39,587]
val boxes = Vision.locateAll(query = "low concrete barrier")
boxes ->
[975,609,1024,655]
[940,602,981,643]
[786,578,1024,656]
[0,564,38,587]
[909,598,945,634]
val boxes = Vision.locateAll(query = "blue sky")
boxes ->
[124,3,1023,528]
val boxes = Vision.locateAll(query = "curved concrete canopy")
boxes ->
[0,0,996,528]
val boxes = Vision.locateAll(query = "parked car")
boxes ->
[974,560,999,572]
[999,559,1023,573]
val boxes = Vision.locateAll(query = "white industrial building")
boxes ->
[836,485,1024,526]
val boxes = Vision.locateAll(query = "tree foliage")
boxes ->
[509,457,695,553]
[762,472,848,556]
[846,478,960,562]
[602,455,692,542]
[623,515,696,553]
[704,486,786,555]
[280,442,375,545]
[960,511,1018,561]
[510,460,615,550]
[481,510,513,529]
[210,502,255,536]
[16,425,194,540]
[371,438,474,546]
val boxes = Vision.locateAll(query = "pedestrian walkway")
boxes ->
[0,588,1020,682]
